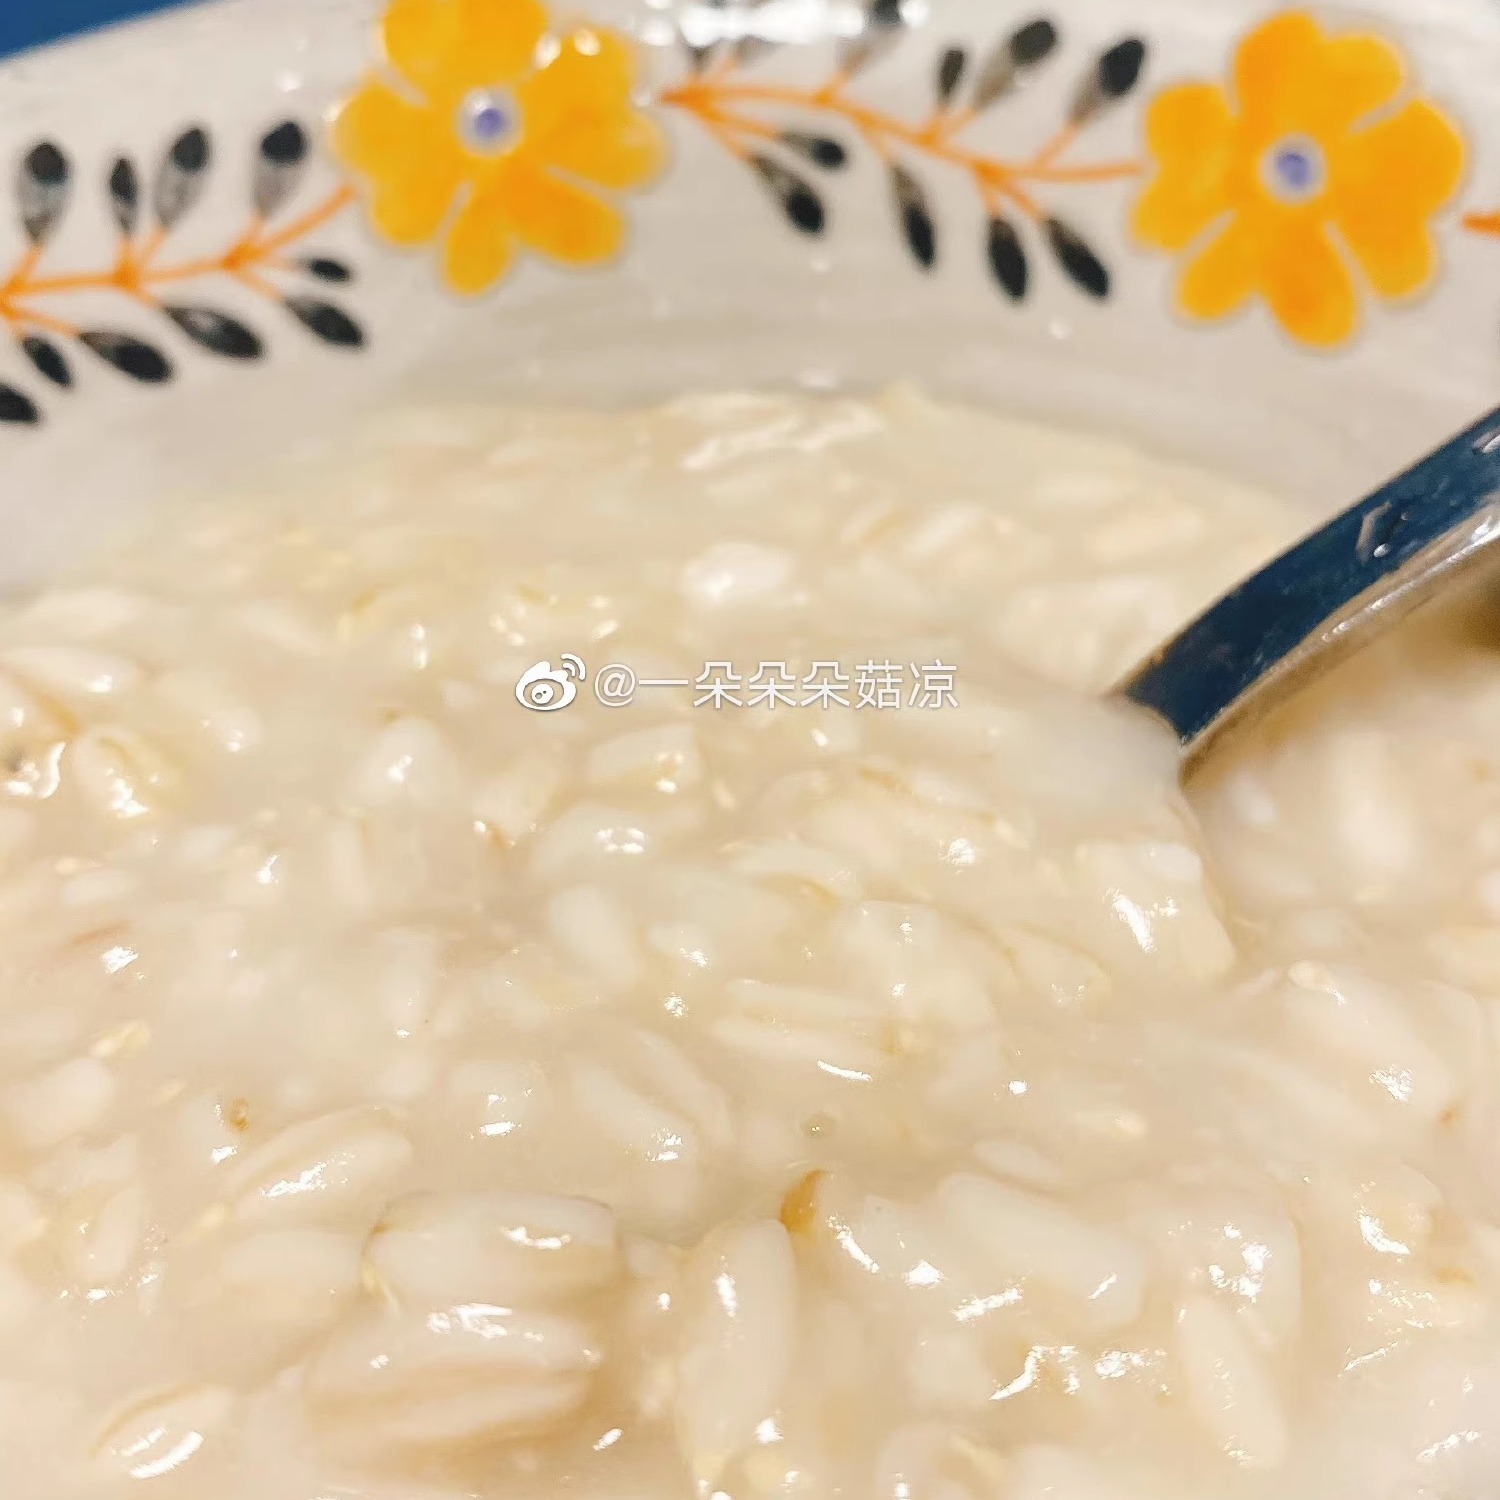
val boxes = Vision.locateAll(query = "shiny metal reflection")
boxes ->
[1114,404,1500,770]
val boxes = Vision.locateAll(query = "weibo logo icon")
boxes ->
[514,654,586,711]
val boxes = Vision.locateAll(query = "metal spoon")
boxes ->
[1114,404,1500,772]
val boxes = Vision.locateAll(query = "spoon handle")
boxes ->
[1114,405,1500,769]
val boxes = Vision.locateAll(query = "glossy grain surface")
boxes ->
[0,392,1497,1500]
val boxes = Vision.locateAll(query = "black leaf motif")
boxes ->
[1012,17,1061,64]
[0,384,40,425]
[890,163,936,270]
[299,255,354,283]
[284,296,365,347]
[936,46,967,108]
[153,126,211,230]
[260,119,306,164]
[1070,38,1147,125]
[108,156,140,236]
[985,216,1028,300]
[779,132,848,170]
[17,141,70,245]
[971,18,1058,111]
[79,330,173,382]
[254,120,308,220]
[1045,217,1109,298]
[21,334,72,388]
[163,305,264,360]
[748,153,824,235]
[838,0,905,81]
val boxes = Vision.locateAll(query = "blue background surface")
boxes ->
[0,0,197,61]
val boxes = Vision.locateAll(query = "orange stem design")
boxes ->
[0,183,356,336]
[661,76,1141,221]
[1463,209,1500,238]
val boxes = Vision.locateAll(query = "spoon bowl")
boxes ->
[1114,406,1500,771]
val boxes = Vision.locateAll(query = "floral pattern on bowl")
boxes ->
[1134,10,1466,349]
[661,13,1145,302]
[0,122,360,424]
[330,0,666,295]
[1,0,1498,436]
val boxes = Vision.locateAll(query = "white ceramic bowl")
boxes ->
[3,0,1500,590]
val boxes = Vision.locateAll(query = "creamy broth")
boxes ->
[0,389,1497,1499]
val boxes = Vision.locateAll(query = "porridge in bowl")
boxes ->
[1,389,1499,1498]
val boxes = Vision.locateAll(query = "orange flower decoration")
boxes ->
[1133,10,1465,348]
[332,0,666,294]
